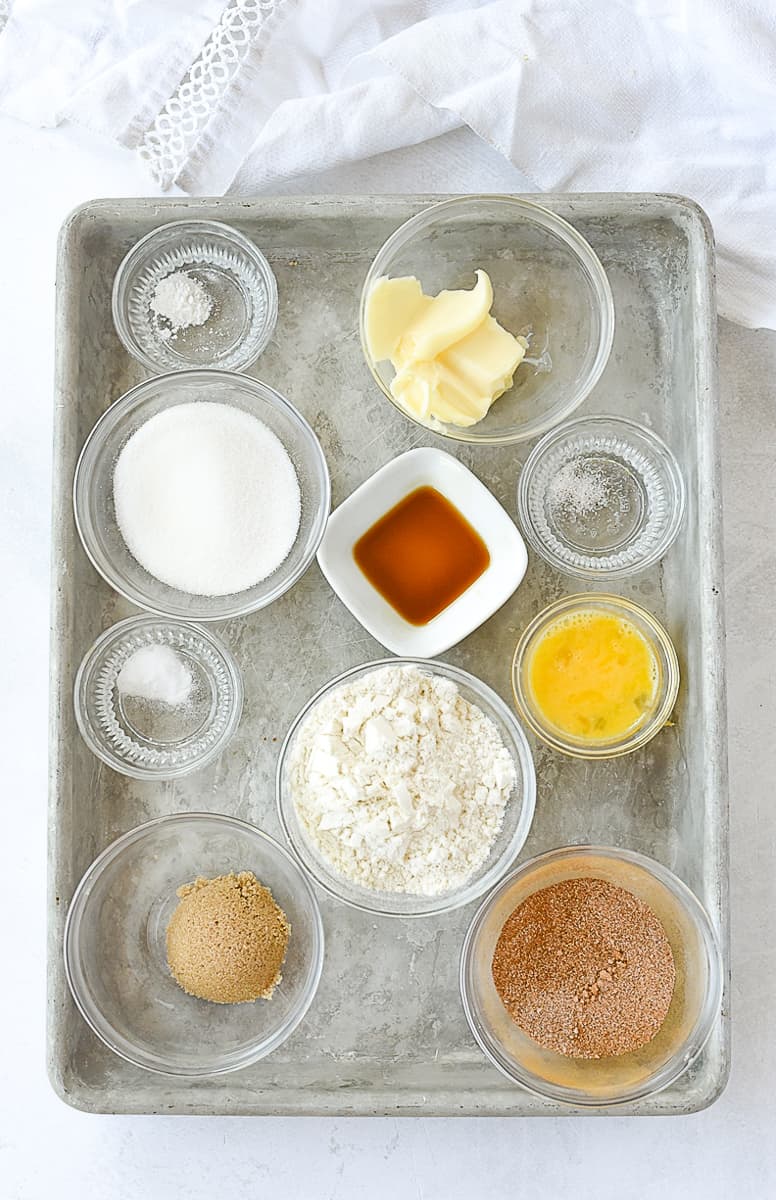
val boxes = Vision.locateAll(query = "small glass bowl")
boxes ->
[74,615,243,780]
[112,219,278,373]
[460,845,723,1108]
[73,369,330,621]
[517,416,686,580]
[512,593,680,759]
[359,196,614,445]
[276,658,536,918]
[64,813,324,1077]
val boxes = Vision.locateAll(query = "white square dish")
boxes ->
[316,447,528,656]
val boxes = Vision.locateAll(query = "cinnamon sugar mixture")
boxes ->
[492,877,675,1059]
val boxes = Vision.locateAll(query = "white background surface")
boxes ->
[1,113,774,1198]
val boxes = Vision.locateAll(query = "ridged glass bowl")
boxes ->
[112,219,278,373]
[460,845,723,1107]
[64,814,324,1077]
[512,593,680,759]
[74,615,243,780]
[73,370,330,621]
[517,416,686,579]
[276,658,536,918]
[359,196,614,445]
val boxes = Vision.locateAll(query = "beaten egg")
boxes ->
[527,609,658,741]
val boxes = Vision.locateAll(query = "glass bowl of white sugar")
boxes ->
[112,220,278,374]
[74,370,330,621]
[276,659,537,918]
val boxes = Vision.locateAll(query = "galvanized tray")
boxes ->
[49,194,729,1115]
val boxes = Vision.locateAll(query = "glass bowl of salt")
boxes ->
[516,415,686,580]
[74,615,243,780]
[112,219,278,374]
[73,369,330,621]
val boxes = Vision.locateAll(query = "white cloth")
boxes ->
[1,0,774,328]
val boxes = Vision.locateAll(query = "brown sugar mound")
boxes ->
[166,871,290,1004]
[492,877,675,1059]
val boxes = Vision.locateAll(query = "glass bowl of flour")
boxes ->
[276,659,537,917]
[74,370,330,621]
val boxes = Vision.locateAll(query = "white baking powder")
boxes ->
[288,665,516,896]
[117,644,192,706]
[150,271,213,331]
[113,402,301,596]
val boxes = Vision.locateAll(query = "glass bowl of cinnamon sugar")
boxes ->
[460,845,723,1107]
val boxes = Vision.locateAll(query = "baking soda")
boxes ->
[117,644,192,706]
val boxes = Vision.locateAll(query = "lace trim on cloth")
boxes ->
[138,0,281,190]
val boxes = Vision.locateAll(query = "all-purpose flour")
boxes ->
[113,402,301,596]
[288,665,517,896]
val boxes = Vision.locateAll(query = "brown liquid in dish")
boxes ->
[353,486,490,626]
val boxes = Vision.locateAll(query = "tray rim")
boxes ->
[48,192,729,1117]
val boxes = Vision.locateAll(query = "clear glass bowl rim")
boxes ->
[459,843,724,1108]
[111,218,279,374]
[63,812,325,1078]
[511,592,680,759]
[358,194,616,446]
[276,656,537,917]
[516,414,687,580]
[73,614,244,781]
[72,368,331,621]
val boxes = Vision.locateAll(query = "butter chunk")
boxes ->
[391,360,492,428]
[363,275,429,361]
[364,266,527,428]
[390,364,435,421]
[439,314,526,396]
[394,269,493,365]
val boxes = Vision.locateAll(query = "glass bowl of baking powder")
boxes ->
[112,219,278,374]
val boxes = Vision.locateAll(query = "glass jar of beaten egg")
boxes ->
[512,594,680,759]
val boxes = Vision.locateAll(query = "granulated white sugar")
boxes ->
[113,401,301,596]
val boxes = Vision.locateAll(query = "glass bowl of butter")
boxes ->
[360,196,615,445]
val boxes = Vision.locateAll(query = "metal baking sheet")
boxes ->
[48,194,729,1115]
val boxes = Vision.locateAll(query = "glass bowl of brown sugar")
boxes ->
[459,845,723,1107]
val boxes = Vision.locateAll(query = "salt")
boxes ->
[548,459,610,518]
[150,271,213,331]
[113,402,301,596]
[117,644,192,706]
